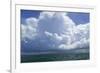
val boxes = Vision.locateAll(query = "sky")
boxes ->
[21,10,90,53]
[21,10,89,24]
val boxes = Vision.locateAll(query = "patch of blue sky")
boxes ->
[67,12,89,24]
[21,10,41,24]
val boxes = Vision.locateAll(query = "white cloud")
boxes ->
[21,17,38,40]
[26,17,38,27]
[21,11,89,50]
[44,31,53,37]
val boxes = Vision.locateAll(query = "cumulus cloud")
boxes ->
[21,17,38,41]
[21,11,89,50]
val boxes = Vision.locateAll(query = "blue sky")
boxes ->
[21,10,90,24]
[21,10,41,24]
[67,12,89,24]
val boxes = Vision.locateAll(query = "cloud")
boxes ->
[21,17,38,41]
[21,11,89,50]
